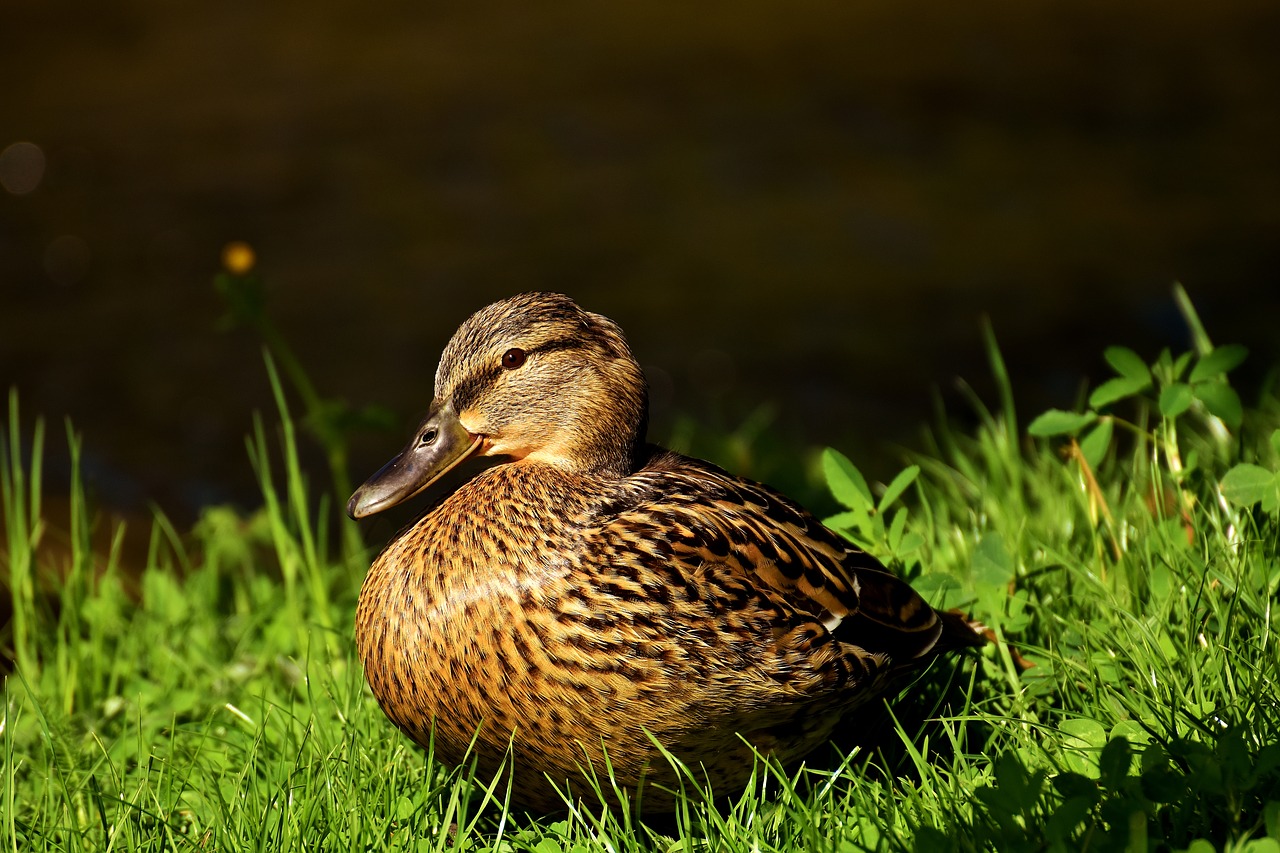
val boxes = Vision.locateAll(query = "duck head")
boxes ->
[347,292,649,519]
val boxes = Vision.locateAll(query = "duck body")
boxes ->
[350,293,981,812]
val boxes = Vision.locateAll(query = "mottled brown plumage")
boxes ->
[348,292,982,812]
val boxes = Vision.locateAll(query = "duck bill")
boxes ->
[346,400,483,519]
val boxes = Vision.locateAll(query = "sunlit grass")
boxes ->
[3,301,1278,851]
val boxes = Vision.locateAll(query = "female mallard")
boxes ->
[348,292,981,812]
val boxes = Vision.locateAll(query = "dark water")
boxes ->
[3,0,1279,528]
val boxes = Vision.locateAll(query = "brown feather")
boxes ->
[352,293,983,812]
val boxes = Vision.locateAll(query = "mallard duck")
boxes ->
[348,292,982,812]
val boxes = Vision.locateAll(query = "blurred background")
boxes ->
[3,0,1278,526]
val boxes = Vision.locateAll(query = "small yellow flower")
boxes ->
[222,241,256,275]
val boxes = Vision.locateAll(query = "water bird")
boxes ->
[348,291,982,812]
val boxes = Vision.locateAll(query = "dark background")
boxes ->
[3,0,1278,525]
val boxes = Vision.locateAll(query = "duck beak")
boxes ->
[346,399,483,519]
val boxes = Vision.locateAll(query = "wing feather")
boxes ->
[613,450,974,662]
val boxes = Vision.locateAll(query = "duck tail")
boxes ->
[934,609,988,654]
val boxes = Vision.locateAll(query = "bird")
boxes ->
[347,292,982,813]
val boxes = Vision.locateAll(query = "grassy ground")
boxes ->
[3,300,1279,851]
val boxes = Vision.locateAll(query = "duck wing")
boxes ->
[612,449,981,663]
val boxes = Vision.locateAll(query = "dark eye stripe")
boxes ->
[451,337,583,412]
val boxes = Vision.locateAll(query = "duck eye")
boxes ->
[501,348,527,369]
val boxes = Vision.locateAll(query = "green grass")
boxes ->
[3,294,1279,851]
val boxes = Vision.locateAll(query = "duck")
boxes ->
[348,292,982,813]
